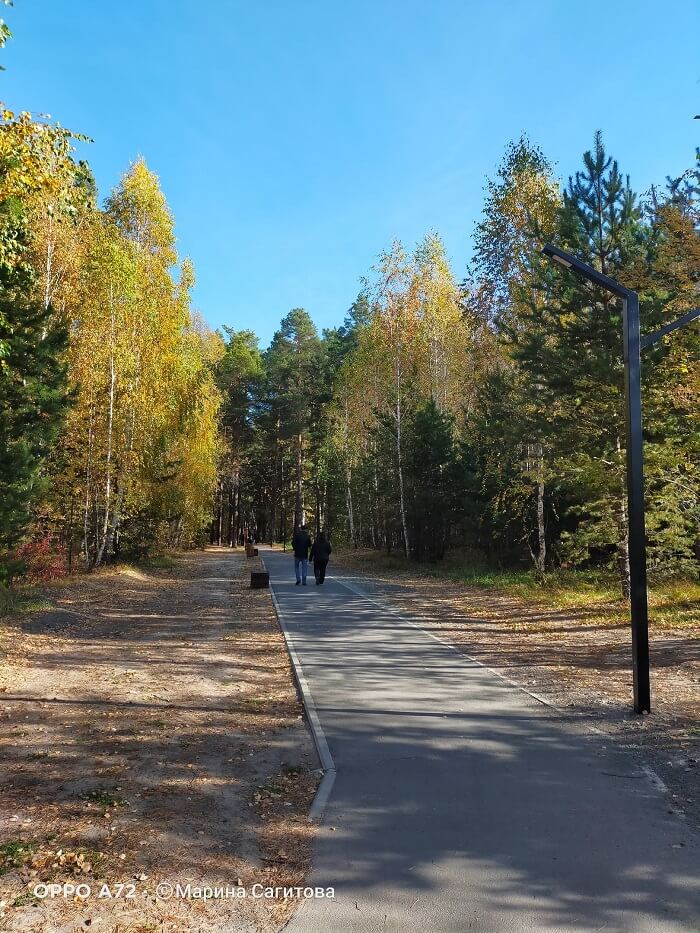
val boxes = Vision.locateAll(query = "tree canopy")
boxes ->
[210,134,698,597]
[1,79,697,595]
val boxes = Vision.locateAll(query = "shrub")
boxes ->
[13,537,68,583]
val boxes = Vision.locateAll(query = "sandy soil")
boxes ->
[0,548,319,932]
[333,549,699,828]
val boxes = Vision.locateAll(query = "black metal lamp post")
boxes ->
[542,243,700,714]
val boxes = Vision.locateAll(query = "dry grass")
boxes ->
[336,549,700,630]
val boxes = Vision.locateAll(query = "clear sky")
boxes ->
[2,1,699,346]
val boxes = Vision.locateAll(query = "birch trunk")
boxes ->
[616,435,631,598]
[95,292,117,568]
[536,446,546,579]
[345,463,356,547]
[82,398,96,565]
[394,358,410,558]
[43,212,54,312]
[536,476,546,579]
[103,488,123,562]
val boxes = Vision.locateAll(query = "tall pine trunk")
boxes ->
[295,432,303,527]
[227,483,234,546]
[233,480,241,546]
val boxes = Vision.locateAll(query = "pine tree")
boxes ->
[405,399,458,561]
[0,226,68,575]
[264,309,321,529]
[514,132,647,593]
[214,328,262,545]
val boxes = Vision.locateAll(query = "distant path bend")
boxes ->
[263,547,700,933]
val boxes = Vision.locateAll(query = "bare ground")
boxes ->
[332,549,700,828]
[0,547,319,932]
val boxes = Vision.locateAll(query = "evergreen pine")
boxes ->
[514,132,647,593]
[0,218,68,574]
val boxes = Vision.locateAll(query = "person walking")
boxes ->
[310,530,332,585]
[291,524,312,585]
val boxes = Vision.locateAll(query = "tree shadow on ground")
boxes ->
[270,574,700,931]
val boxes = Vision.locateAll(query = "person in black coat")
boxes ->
[310,530,332,585]
[291,524,312,585]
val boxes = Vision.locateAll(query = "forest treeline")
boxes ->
[214,134,699,595]
[0,97,698,594]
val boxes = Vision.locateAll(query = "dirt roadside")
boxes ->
[0,547,319,932]
[332,549,699,829]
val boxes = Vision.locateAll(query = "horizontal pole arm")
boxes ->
[541,244,634,299]
[641,307,700,349]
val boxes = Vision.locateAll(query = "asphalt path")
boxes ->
[263,548,699,933]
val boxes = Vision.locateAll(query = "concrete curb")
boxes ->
[262,554,336,821]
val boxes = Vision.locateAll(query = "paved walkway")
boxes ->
[263,548,700,933]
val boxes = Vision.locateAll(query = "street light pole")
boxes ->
[542,243,700,714]
[621,289,650,713]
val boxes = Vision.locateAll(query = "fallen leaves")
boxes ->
[0,549,318,932]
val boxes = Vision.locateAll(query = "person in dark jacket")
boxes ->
[291,524,312,585]
[310,531,332,585]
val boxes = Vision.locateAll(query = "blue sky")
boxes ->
[2,1,699,346]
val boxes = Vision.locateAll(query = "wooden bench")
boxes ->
[250,571,269,589]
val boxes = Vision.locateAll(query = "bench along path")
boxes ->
[263,548,699,933]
